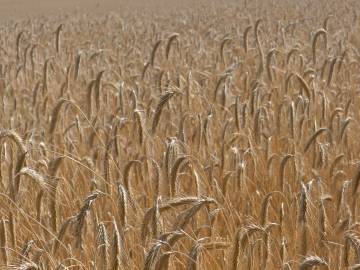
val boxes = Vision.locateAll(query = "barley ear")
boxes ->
[0,219,8,266]
[152,91,176,135]
[55,24,64,53]
[299,255,328,270]
[165,33,179,60]
[312,29,327,65]
[96,222,109,270]
[150,40,162,66]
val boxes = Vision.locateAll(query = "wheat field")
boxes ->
[0,0,360,269]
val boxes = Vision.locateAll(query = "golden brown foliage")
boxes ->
[0,0,360,269]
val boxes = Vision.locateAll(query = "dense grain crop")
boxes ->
[0,0,360,268]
